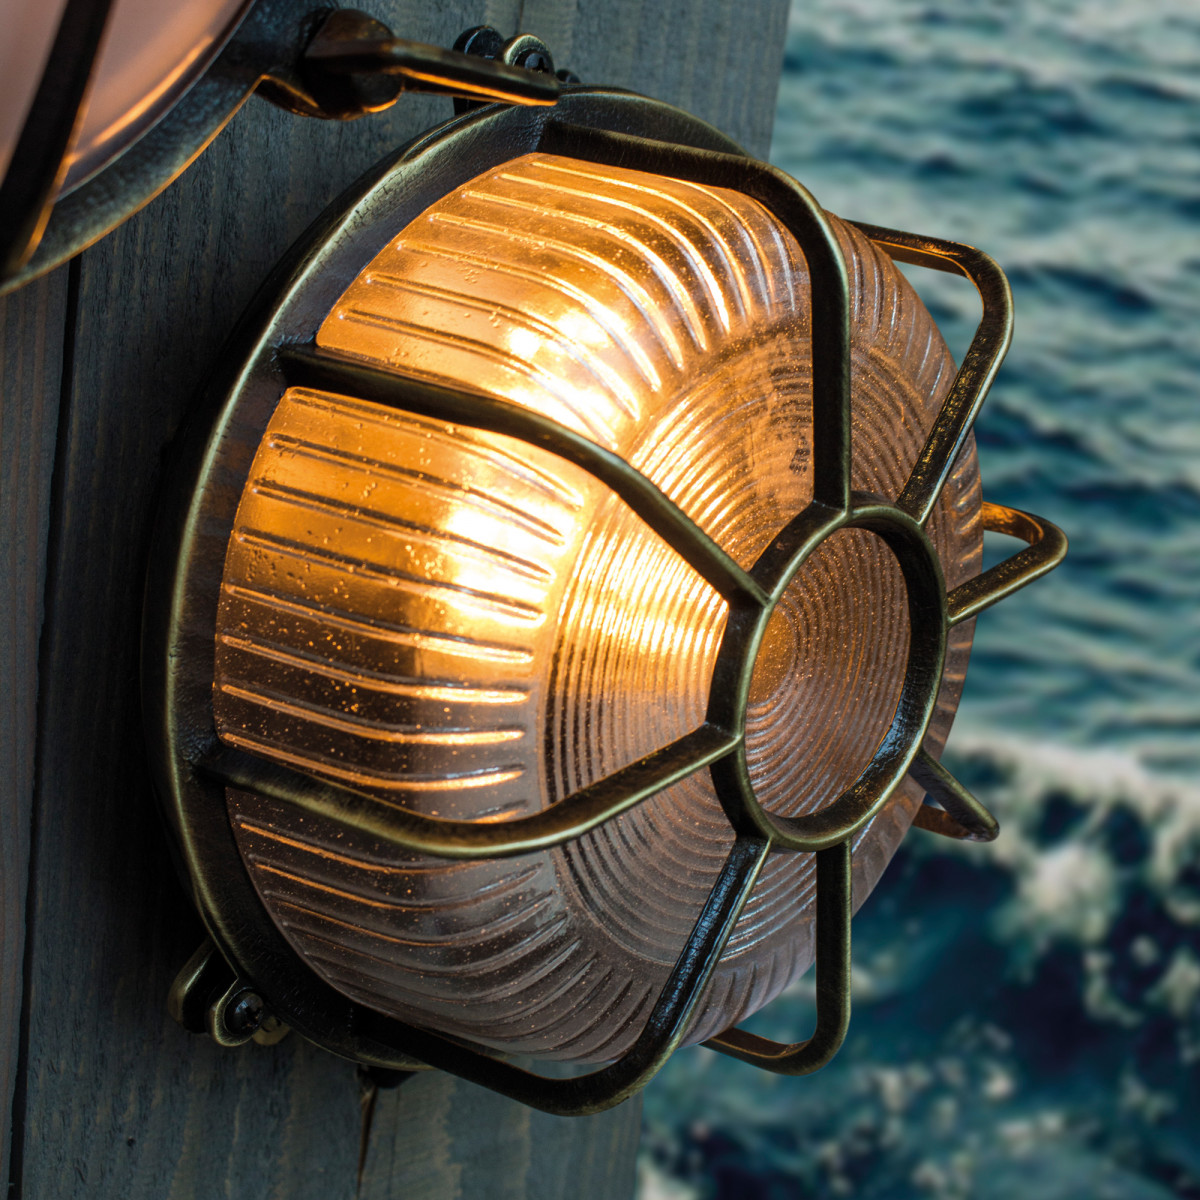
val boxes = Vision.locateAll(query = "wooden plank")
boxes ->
[360,1073,642,1200]
[7,0,790,1195]
[9,5,509,1196]
[0,267,68,1193]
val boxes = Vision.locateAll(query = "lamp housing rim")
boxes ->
[141,85,1067,1114]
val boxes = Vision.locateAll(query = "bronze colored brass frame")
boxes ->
[144,89,1066,1115]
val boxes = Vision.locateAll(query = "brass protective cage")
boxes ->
[144,89,1066,1116]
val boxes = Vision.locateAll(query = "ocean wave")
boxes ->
[942,735,1200,959]
[639,4,1200,1194]
[641,736,1200,1200]
[769,0,1200,782]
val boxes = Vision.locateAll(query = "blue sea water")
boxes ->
[639,1,1200,1195]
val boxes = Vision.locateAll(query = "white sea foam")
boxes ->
[930,734,1200,1030]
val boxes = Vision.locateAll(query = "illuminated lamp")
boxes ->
[143,88,1065,1114]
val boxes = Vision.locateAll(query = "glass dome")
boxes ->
[212,151,981,1062]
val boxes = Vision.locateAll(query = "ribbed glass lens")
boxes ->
[214,153,980,1062]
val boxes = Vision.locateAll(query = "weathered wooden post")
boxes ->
[1,3,790,1195]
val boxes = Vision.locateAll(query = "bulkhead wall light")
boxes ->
[142,83,1066,1116]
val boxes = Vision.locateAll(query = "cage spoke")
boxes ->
[350,836,771,1114]
[908,746,998,842]
[704,838,851,1075]
[199,723,739,860]
[540,121,853,516]
[853,222,1013,528]
[947,501,1067,627]
[279,345,769,609]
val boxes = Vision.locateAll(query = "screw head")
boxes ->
[514,47,553,73]
[224,989,265,1037]
[454,25,504,59]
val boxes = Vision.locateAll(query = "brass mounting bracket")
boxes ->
[168,938,291,1048]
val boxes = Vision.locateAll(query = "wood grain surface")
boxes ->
[1,1,789,1196]
[0,269,68,1195]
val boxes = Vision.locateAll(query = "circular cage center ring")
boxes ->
[708,501,948,852]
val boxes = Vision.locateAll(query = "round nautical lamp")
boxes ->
[144,88,1065,1114]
